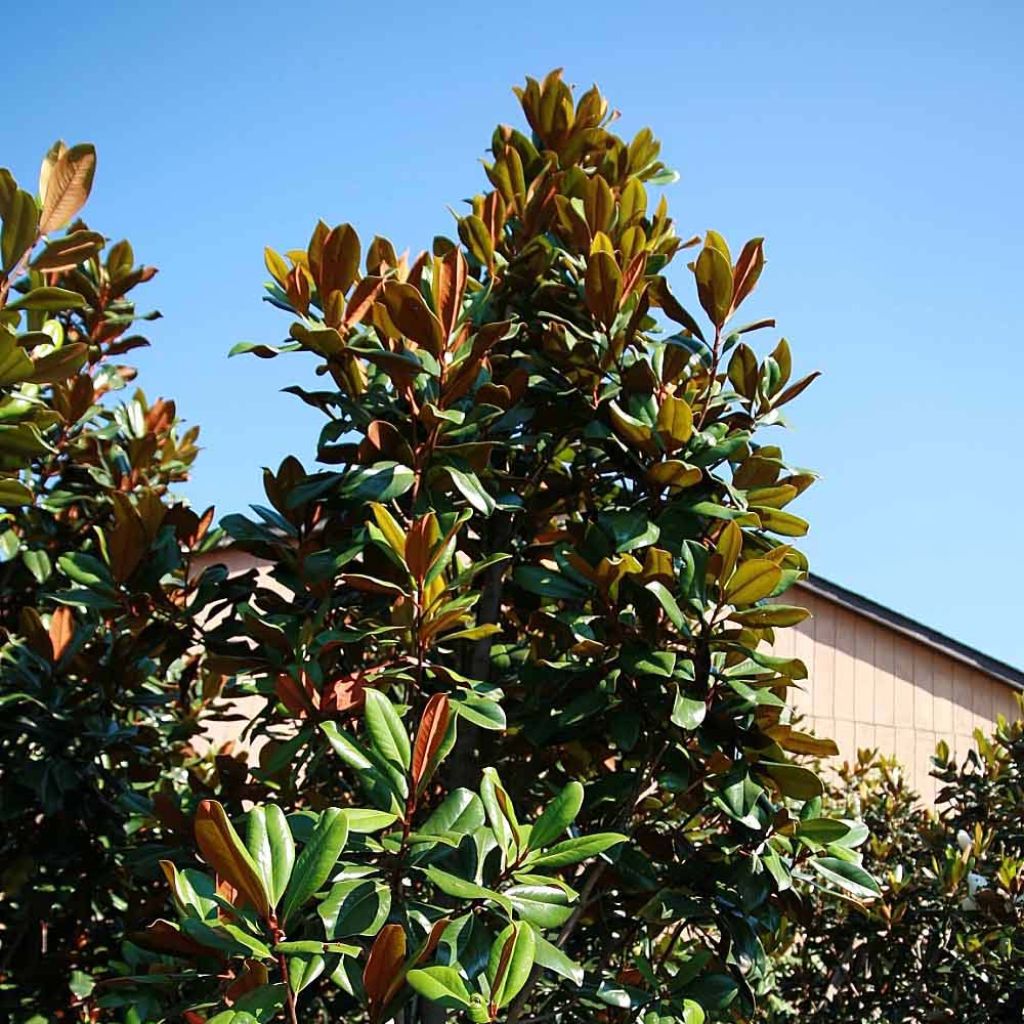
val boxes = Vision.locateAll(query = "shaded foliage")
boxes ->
[767,706,1024,1023]
[0,144,237,1017]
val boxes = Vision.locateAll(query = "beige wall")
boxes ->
[784,586,1020,803]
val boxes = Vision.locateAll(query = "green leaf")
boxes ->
[671,690,707,730]
[7,287,88,312]
[231,987,286,1019]
[0,423,52,457]
[420,788,485,838]
[694,243,733,327]
[217,922,273,959]
[0,332,34,387]
[22,549,51,582]
[761,761,823,801]
[57,552,116,593]
[514,565,588,600]
[531,930,584,987]
[810,856,881,900]
[0,480,32,507]
[265,805,296,907]
[529,833,626,869]
[729,604,810,628]
[245,805,294,909]
[445,466,495,515]
[645,581,685,631]
[621,645,676,679]
[318,879,391,937]
[829,820,870,850]
[761,846,791,892]
[529,782,583,850]
[364,688,411,770]
[288,953,325,993]
[275,940,360,956]
[406,966,473,1010]
[422,866,512,914]
[69,970,94,1000]
[506,884,573,928]
[2,188,38,273]
[340,460,415,502]
[681,999,706,1024]
[600,509,660,552]
[794,818,853,845]
[480,767,520,854]
[320,721,405,810]
[451,691,506,730]
[724,559,782,604]
[246,808,275,908]
[280,808,349,925]
[754,507,809,537]
[343,808,399,833]
[487,922,536,1009]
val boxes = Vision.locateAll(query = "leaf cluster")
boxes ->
[766,710,1024,1024]
[0,144,241,1017]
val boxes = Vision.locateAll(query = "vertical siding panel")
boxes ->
[820,718,840,756]
[853,618,875,728]
[833,719,856,767]
[971,672,994,734]
[790,677,813,718]
[833,609,856,722]
[874,630,895,727]
[773,617,797,658]
[792,618,816,720]
[791,686,813,719]
[913,649,935,732]
[914,731,937,804]
[952,663,974,737]
[874,724,896,760]
[993,686,1021,725]
[932,658,954,739]
[854,720,876,756]
[812,599,836,721]
[893,640,915,728]
[954,733,974,762]
[895,726,916,776]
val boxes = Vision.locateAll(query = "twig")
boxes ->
[277,951,300,1024]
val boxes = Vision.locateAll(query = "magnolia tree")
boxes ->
[112,71,878,1024]
[0,146,240,1017]
[767,712,1024,1023]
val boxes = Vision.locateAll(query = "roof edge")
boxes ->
[797,574,1024,693]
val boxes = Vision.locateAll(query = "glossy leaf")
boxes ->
[194,801,270,919]
[530,833,626,869]
[364,688,411,771]
[487,922,536,1010]
[810,856,881,901]
[529,781,584,850]
[279,808,349,924]
[406,966,473,1009]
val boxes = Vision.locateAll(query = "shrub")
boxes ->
[0,144,231,1017]
[766,706,1024,1023]
[118,70,879,1024]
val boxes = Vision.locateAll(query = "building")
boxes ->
[785,576,1023,803]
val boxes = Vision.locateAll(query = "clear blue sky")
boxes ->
[4,2,1022,667]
